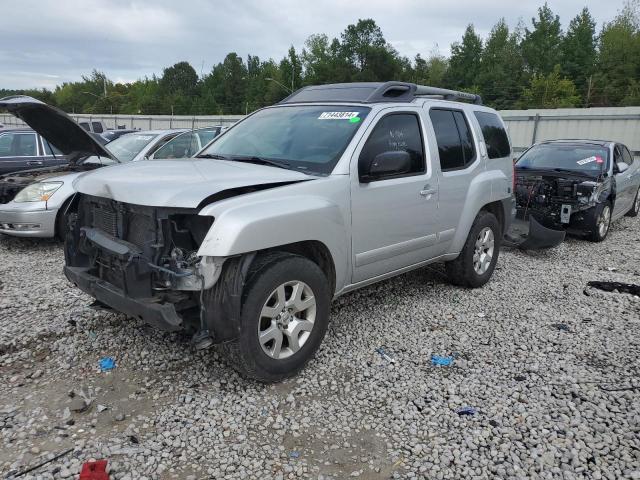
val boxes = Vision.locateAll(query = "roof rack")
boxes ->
[278,82,482,105]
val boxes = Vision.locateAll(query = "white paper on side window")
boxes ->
[318,111,360,120]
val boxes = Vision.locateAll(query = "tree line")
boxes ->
[2,2,639,115]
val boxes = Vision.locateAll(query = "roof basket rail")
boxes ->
[278,81,483,105]
[413,85,482,105]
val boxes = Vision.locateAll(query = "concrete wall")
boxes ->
[501,107,640,156]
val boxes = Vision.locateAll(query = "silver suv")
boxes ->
[60,82,514,382]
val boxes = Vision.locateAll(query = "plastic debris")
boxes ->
[97,404,108,413]
[431,355,454,367]
[375,346,395,363]
[587,280,640,296]
[551,323,571,332]
[79,460,110,480]
[477,312,486,318]
[289,451,301,459]
[456,406,477,416]
[98,357,116,372]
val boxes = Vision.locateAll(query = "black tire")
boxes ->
[221,252,331,383]
[625,188,640,217]
[588,201,612,242]
[55,200,72,241]
[445,210,501,288]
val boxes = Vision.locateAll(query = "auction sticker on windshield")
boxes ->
[318,111,361,120]
[577,155,603,165]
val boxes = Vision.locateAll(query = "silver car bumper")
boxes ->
[0,206,57,237]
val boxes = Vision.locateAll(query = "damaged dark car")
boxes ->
[514,140,640,243]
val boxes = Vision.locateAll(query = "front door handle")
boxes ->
[420,188,437,197]
[27,161,43,166]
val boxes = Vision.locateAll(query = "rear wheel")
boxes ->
[221,252,330,382]
[445,210,501,288]
[588,201,611,242]
[626,188,640,217]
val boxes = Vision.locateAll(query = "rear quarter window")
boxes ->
[474,111,511,159]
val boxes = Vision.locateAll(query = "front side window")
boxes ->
[516,144,609,176]
[622,145,634,165]
[474,111,510,159]
[153,132,199,159]
[430,109,476,171]
[0,132,37,157]
[105,133,157,162]
[200,105,370,174]
[92,121,104,133]
[196,128,220,148]
[359,113,425,179]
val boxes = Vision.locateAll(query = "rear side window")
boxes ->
[474,111,510,159]
[92,121,104,133]
[360,113,425,176]
[429,109,476,171]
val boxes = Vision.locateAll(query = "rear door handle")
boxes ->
[420,188,437,197]
[27,161,43,166]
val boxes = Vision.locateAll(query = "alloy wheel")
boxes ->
[258,281,316,360]
[473,227,495,275]
[598,205,611,237]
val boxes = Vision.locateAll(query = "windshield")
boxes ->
[516,144,610,175]
[105,133,157,162]
[200,105,370,174]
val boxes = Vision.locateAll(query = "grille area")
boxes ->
[92,205,118,237]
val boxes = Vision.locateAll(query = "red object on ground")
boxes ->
[79,460,110,480]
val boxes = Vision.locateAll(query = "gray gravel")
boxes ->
[1,216,639,479]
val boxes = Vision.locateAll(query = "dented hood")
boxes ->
[73,158,314,208]
[0,96,116,163]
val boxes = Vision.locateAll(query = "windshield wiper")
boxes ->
[197,153,231,160]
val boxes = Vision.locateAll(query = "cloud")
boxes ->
[0,0,626,89]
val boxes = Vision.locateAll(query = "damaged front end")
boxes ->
[64,194,220,332]
[508,170,610,248]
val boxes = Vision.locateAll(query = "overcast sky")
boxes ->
[2,0,627,89]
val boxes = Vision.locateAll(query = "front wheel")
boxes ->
[221,252,331,382]
[626,188,640,217]
[445,210,501,288]
[588,201,611,242]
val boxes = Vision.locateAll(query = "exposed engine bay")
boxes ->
[0,164,101,204]
[65,194,216,330]
[514,170,611,231]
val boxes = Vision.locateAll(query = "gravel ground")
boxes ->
[1,217,639,480]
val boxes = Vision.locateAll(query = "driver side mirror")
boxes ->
[615,161,629,174]
[359,151,411,183]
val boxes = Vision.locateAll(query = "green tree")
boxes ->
[339,19,402,81]
[522,3,563,75]
[560,7,596,103]
[521,66,581,108]
[445,24,483,89]
[160,61,198,97]
[593,2,640,106]
[478,19,525,109]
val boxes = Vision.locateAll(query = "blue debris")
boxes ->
[431,355,454,366]
[98,357,116,372]
[289,451,300,459]
[375,346,395,363]
[456,406,477,416]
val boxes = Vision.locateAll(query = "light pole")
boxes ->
[265,77,293,94]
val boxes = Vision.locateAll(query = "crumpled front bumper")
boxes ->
[64,265,184,331]
[504,215,566,250]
